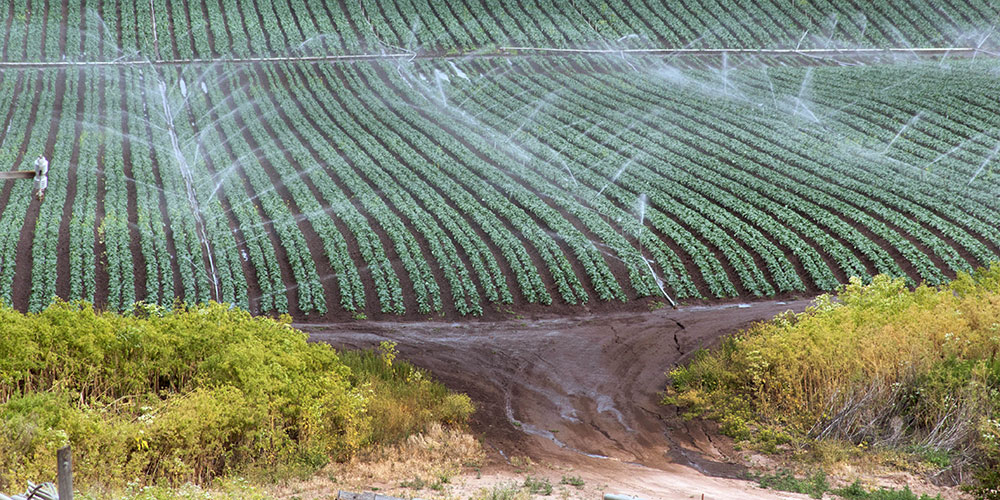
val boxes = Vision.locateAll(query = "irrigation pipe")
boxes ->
[498,45,985,56]
[0,53,417,68]
[0,45,993,68]
[604,494,649,500]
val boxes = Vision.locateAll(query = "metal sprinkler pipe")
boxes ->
[604,494,649,500]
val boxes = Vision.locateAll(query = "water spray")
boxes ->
[883,111,923,154]
[968,143,999,186]
[636,193,676,309]
[157,78,221,301]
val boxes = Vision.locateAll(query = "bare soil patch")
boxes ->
[301,298,816,497]
[300,297,969,498]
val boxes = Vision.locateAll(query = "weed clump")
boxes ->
[752,472,943,500]
[522,476,552,495]
[560,475,585,488]
[752,470,828,499]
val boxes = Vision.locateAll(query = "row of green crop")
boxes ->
[414,55,999,296]
[263,64,443,314]
[415,58,742,297]
[255,67,406,314]
[187,68,328,315]
[0,72,31,299]
[6,63,588,316]
[157,73,291,314]
[268,63,485,315]
[526,60,804,294]
[587,64,927,283]
[310,63,529,308]
[288,0,1000,53]
[336,64,557,305]
[121,70,175,308]
[414,53,996,304]
[256,64,464,314]
[362,67,618,303]
[27,71,80,312]
[443,58,779,296]
[629,59,998,267]
[5,58,998,317]
[132,68,254,311]
[580,64,935,283]
[0,71,54,305]
[737,68,1000,236]
[101,74,137,311]
[147,67,290,314]
[751,63,1000,202]
[4,0,1000,62]
[67,71,102,303]
[573,64,872,288]
[556,76,870,289]
[249,59,647,314]
[374,65,647,303]
[745,64,1000,258]
[244,67,368,313]
[363,63,698,300]
[574,59,983,284]
[333,64,578,306]
[1,0,133,62]
[609,61,998,280]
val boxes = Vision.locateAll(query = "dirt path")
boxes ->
[301,297,816,498]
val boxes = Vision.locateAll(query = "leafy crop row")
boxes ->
[2,56,998,318]
[5,0,1000,63]
[0,72,55,306]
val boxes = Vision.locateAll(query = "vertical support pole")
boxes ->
[57,446,73,500]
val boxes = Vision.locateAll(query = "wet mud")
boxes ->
[301,297,814,478]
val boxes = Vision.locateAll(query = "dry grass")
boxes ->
[269,423,484,499]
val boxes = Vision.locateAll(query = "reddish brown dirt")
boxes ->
[54,70,87,299]
[92,73,110,309]
[302,297,814,481]
[120,64,148,302]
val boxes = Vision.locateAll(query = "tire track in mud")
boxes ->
[302,297,813,475]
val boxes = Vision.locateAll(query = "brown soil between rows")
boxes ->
[54,69,87,299]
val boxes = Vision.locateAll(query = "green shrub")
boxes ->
[753,473,944,500]
[665,264,1000,491]
[0,301,470,491]
[338,349,475,445]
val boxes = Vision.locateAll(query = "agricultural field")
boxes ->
[2,0,999,60]
[0,1,998,320]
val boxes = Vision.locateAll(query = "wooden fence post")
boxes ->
[56,446,73,500]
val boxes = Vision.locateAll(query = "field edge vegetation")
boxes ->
[665,263,1000,497]
[0,301,474,496]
